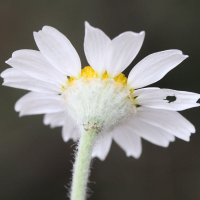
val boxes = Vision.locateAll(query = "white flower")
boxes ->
[1,22,199,161]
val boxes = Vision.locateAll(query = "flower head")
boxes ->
[1,22,199,160]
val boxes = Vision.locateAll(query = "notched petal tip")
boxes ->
[179,51,189,59]
[33,31,44,42]
[33,26,52,34]
[118,30,145,38]
[126,152,141,159]
[168,49,188,59]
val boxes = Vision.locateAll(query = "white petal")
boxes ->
[125,116,174,147]
[43,111,66,128]
[128,50,188,89]
[6,50,66,86]
[84,22,111,76]
[134,88,200,111]
[136,107,194,141]
[15,92,64,116]
[62,117,79,142]
[34,26,81,78]
[1,68,60,94]
[112,125,142,158]
[92,135,112,161]
[105,31,145,78]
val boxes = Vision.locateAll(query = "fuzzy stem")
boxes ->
[70,128,98,200]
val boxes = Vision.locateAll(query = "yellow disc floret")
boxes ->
[68,66,128,86]
[114,72,127,86]
[81,66,98,79]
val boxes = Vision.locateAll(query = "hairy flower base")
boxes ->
[62,76,136,137]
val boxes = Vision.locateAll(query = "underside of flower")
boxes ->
[2,22,199,160]
[2,22,200,200]
[62,66,136,137]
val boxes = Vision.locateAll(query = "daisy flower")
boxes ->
[1,22,199,200]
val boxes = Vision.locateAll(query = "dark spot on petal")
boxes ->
[136,104,141,108]
[165,95,176,103]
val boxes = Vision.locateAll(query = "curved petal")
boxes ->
[43,111,66,128]
[34,26,81,78]
[128,50,188,89]
[1,68,60,94]
[15,92,64,116]
[84,22,111,76]
[134,88,200,111]
[136,107,193,141]
[105,31,145,78]
[5,50,66,86]
[125,116,175,147]
[92,135,112,161]
[62,116,79,142]
[112,125,142,158]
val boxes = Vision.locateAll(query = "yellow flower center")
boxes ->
[68,66,128,86]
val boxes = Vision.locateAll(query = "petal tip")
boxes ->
[5,59,10,64]
[85,21,90,27]
[139,31,145,36]
[191,125,196,134]
[85,21,95,32]
[1,70,6,78]
[134,154,141,159]
[43,119,48,126]
[186,137,190,142]
[33,31,39,40]
[14,104,20,112]
[42,25,54,32]
[33,30,43,38]
[98,156,106,161]
[176,50,189,59]
[33,31,38,36]
[19,112,23,117]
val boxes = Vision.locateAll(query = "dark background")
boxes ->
[1,0,200,199]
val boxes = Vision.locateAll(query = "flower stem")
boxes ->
[70,128,98,200]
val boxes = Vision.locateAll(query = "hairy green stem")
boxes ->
[70,128,98,200]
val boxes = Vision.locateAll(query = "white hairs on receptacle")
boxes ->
[62,78,135,137]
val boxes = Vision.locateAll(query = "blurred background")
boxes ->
[1,0,200,199]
